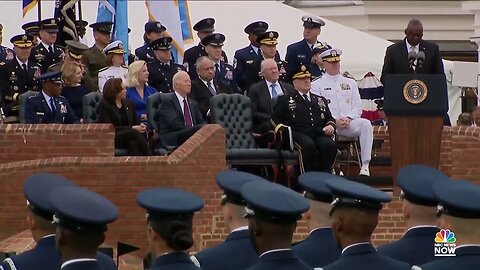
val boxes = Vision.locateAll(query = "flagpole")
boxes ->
[111,0,117,42]
[78,0,82,22]
[37,0,42,22]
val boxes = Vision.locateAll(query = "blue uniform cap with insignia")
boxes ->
[320,48,342,63]
[38,71,63,84]
[102,40,125,55]
[149,37,173,51]
[302,15,325,28]
[241,181,310,224]
[145,21,166,33]
[24,173,75,221]
[40,18,59,32]
[256,31,279,46]
[292,64,312,80]
[49,187,119,232]
[137,188,204,221]
[298,172,337,203]
[22,21,40,36]
[89,21,113,34]
[193,17,215,33]
[201,33,225,47]
[216,170,267,206]
[326,178,391,215]
[397,164,449,207]
[244,21,269,34]
[10,34,34,48]
[434,180,480,219]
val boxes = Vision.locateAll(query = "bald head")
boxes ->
[405,19,423,46]
[173,71,191,97]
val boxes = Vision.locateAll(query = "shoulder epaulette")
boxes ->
[98,66,108,72]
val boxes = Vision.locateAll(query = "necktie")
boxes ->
[310,44,314,51]
[410,46,417,54]
[48,46,54,55]
[215,63,221,81]
[258,49,263,57]
[50,98,57,116]
[207,81,216,95]
[183,98,193,127]
[303,94,309,102]
[270,84,278,98]
[22,63,27,72]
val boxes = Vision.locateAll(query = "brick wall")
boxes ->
[0,124,115,164]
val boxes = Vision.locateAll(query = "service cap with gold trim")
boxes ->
[10,34,34,48]
[292,64,312,80]
[257,31,279,46]
[312,42,332,56]
[102,40,125,55]
[40,18,59,32]
[319,48,342,63]
[201,33,225,47]
[65,40,89,60]
[22,21,40,36]
[302,15,325,29]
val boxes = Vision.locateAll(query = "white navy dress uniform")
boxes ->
[97,40,128,92]
[311,48,373,176]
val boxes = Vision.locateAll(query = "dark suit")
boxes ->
[24,92,78,124]
[380,38,450,125]
[248,80,294,133]
[378,226,441,266]
[246,249,311,270]
[292,227,340,268]
[0,59,41,118]
[0,235,116,270]
[190,78,233,119]
[416,246,480,270]
[192,229,258,270]
[158,92,205,147]
[150,252,200,270]
[243,58,289,92]
[184,43,228,80]
[323,243,410,270]
[29,43,64,73]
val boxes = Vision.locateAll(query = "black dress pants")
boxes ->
[116,129,151,156]
[294,132,337,172]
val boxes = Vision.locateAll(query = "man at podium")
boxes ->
[380,19,450,125]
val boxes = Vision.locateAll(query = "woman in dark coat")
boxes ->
[98,78,150,156]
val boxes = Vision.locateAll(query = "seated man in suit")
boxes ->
[24,71,79,124]
[248,58,294,133]
[158,71,205,147]
[190,56,232,120]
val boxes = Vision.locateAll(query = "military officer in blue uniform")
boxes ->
[147,37,186,93]
[378,164,450,266]
[412,180,480,270]
[310,43,332,80]
[285,15,327,79]
[202,33,240,93]
[293,172,341,267]
[24,71,78,124]
[0,173,117,270]
[136,188,204,270]
[241,180,312,270]
[243,31,289,92]
[49,186,119,270]
[318,178,410,270]
[191,171,265,270]
[29,18,64,73]
[0,34,41,122]
[22,21,40,46]
[183,18,228,80]
[270,64,337,173]
[0,24,15,62]
[135,21,166,62]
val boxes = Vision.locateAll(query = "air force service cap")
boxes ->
[302,15,325,28]
[145,21,166,33]
[24,173,75,221]
[193,18,215,32]
[298,172,337,203]
[244,21,269,35]
[137,188,204,221]
[49,187,119,232]
[241,181,310,224]
[397,164,450,206]
[201,33,225,47]
[38,71,63,84]
[327,178,391,214]
[434,180,480,219]
[216,170,266,206]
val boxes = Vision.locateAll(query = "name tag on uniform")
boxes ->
[297,54,306,59]
[36,112,45,116]
[340,83,351,91]
[323,87,332,91]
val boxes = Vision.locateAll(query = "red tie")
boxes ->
[183,98,193,127]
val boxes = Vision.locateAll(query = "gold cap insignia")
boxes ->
[22,35,27,41]
[157,22,162,28]
[51,19,56,25]
[301,65,306,72]
[269,32,274,38]
[118,43,123,49]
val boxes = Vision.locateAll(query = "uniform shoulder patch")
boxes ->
[98,66,108,72]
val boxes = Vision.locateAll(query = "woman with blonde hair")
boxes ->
[61,61,90,119]
[126,60,156,122]
[98,40,128,92]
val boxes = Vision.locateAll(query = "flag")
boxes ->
[145,0,193,63]
[22,0,38,17]
[117,242,140,256]
[358,72,384,121]
[97,0,129,62]
[54,0,79,47]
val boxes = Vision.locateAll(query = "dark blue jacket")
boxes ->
[322,243,410,270]
[292,227,340,267]
[416,245,480,270]
[246,249,312,270]
[24,92,78,124]
[285,39,316,77]
[150,252,200,270]
[378,226,441,266]
[193,229,257,270]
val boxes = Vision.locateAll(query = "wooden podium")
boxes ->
[383,74,448,185]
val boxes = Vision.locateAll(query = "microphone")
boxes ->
[416,51,425,69]
[408,51,417,70]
